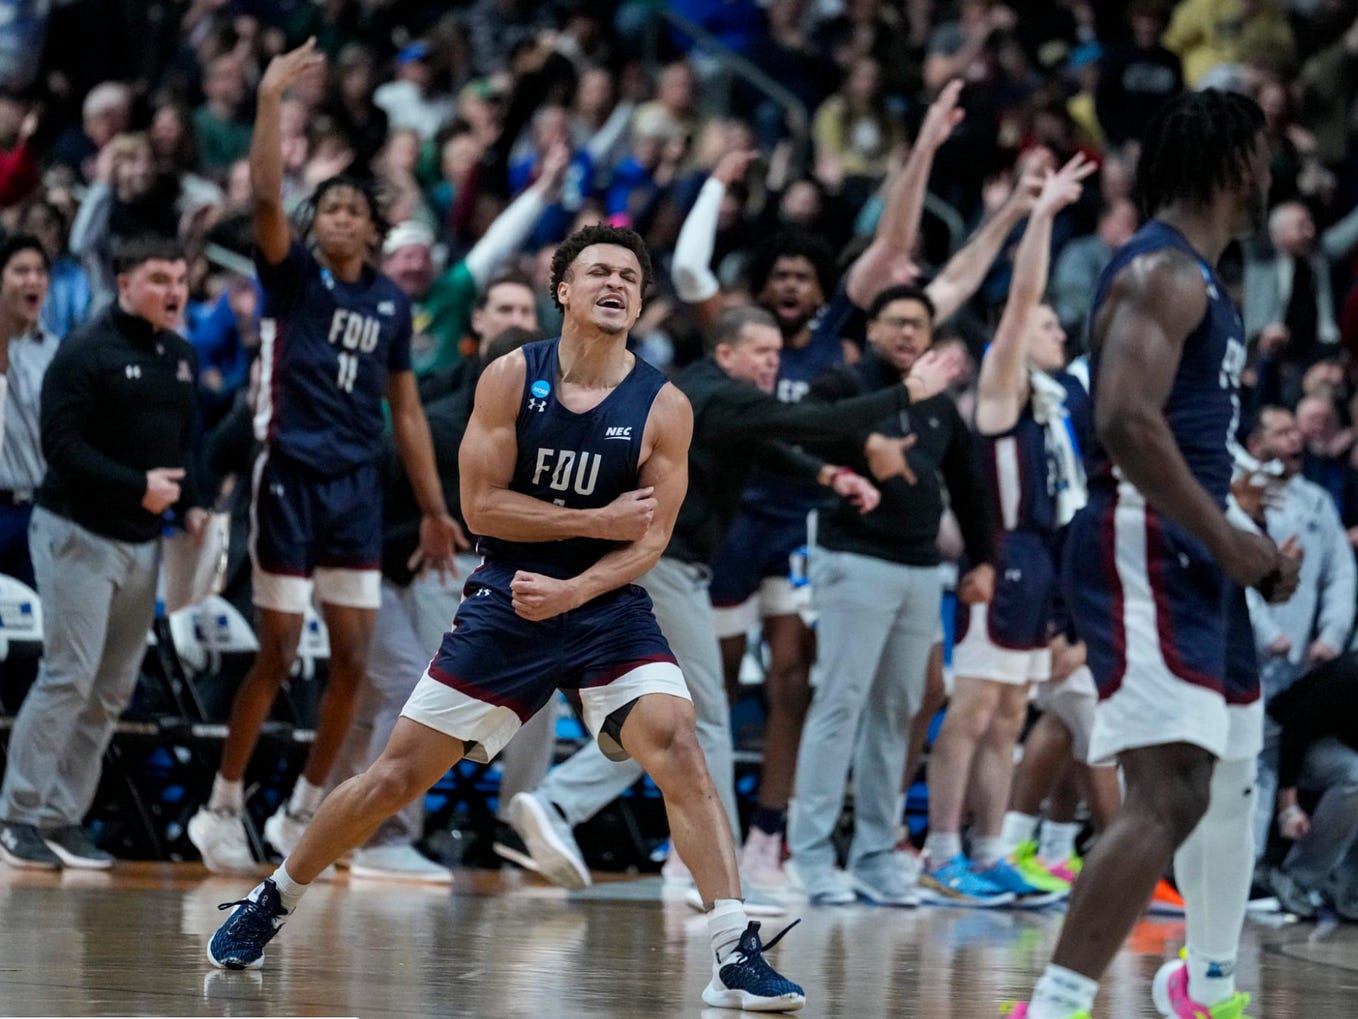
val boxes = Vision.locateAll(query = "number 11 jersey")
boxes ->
[254,241,413,474]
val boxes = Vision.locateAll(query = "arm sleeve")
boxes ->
[40,341,147,499]
[671,177,724,304]
[700,376,906,445]
[940,407,994,565]
[759,440,825,482]
[463,187,548,287]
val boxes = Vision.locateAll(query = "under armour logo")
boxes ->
[475,587,491,597]
[528,398,547,413]
[270,483,285,497]
[125,364,142,379]
[1005,568,1022,582]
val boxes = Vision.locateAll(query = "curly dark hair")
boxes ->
[294,175,390,255]
[744,227,835,300]
[1132,89,1265,221]
[548,223,654,312]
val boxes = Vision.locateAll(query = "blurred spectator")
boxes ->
[0,1,50,93]
[815,0,919,101]
[324,44,390,172]
[0,92,39,209]
[187,274,258,427]
[1295,11,1358,170]
[373,42,453,142]
[1244,202,1358,391]
[509,106,595,246]
[605,108,689,232]
[812,56,905,195]
[463,0,555,77]
[634,60,701,145]
[1051,197,1138,339]
[1094,1,1184,149]
[50,81,132,183]
[194,54,253,174]
[1296,393,1358,538]
[0,235,57,587]
[428,123,485,235]
[69,133,181,311]
[1162,0,1296,87]
[16,199,91,339]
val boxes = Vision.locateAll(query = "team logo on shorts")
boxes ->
[528,379,551,413]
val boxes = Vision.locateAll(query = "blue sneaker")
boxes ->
[919,855,1016,908]
[702,920,806,1012]
[206,878,289,970]
[973,859,1065,908]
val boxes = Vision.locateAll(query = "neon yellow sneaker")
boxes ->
[1011,840,1072,895]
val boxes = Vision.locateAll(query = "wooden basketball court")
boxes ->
[1,863,1354,1017]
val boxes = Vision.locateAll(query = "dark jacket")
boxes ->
[38,303,203,542]
[1269,653,1358,790]
[805,349,992,567]
[666,357,913,566]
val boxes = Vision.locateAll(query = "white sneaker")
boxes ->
[349,845,453,885]
[506,792,591,890]
[740,827,788,891]
[263,806,311,857]
[187,808,256,874]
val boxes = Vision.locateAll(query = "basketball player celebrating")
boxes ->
[1013,91,1300,1019]
[922,152,1095,907]
[188,40,460,871]
[206,221,807,1012]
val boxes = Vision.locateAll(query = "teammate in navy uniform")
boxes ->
[189,40,459,874]
[1013,92,1300,1019]
[922,154,1097,908]
[206,223,807,1012]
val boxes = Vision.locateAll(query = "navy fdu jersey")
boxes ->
[254,242,413,475]
[478,338,669,579]
[739,318,844,520]
[1085,220,1245,506]
[982,371,1090,535]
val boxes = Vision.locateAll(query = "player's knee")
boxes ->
[646,724,706,787]
[363,759,423,814]
[255,626,303,677]
[1148,769,1212,844]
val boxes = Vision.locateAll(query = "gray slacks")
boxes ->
[534,556,740,841]
[1,507,160,827]
[788,548,939,877]
[1283,736,1358,891]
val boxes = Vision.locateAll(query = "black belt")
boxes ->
[0,490,34,507]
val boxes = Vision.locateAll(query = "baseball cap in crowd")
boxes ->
[382,221,434,257]
[398,41,430,65]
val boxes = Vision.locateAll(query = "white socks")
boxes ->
[1027,964,1098,1019]
[707,899,749,962]
[971,835,1004,869]
[289,778,326,818]
[268,864,308,913]
[209,774,244,814]
[1175,756,1255,1006]
[1040,821,1081,865]
[923,832,962,866]
[1000,811,1040,856]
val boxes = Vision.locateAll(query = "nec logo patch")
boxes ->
[604,426,632,440]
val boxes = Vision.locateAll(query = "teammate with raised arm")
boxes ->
[1013,90,1300,1019]
[205,222,807,1013]
[189,39,459,872]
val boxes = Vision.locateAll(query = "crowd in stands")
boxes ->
[0,0,1355,914]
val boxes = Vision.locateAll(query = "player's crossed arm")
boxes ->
[460,351,665,545]
[511,384,693,621]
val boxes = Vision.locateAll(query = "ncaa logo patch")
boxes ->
[531,380,551,399]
